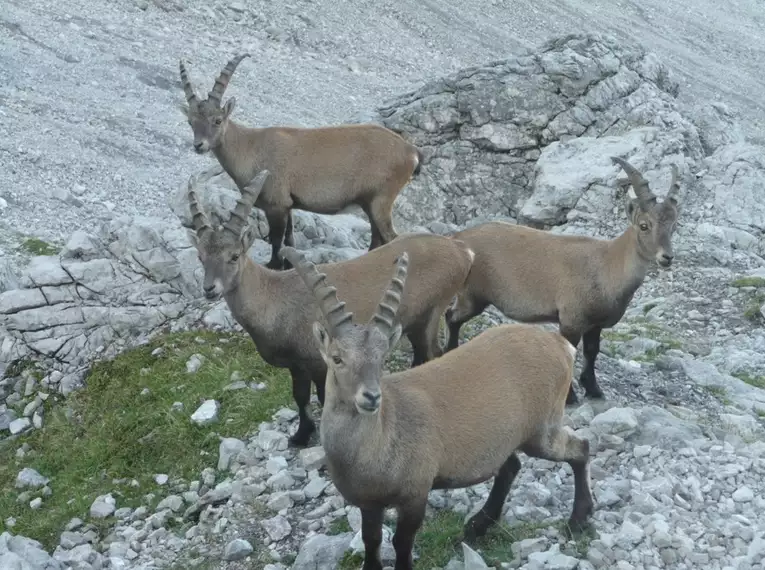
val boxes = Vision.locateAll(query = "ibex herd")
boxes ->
[175,54,683,568]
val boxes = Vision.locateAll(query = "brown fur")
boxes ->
[283,249,594,570]
[179,55,421,270]
[445,157,681,404]
[185,169,474,446]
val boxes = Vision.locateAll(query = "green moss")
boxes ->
[731,276,765,288]
[642,302,658,315]
[743,294,765,322]
[328,517,353,535]
[0,330,294,550]
[703,385,733,406]
[20,237,60,256]
[732,372,765,389]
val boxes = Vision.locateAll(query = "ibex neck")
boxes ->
[213,121,263,186]
[223,258,269,324]
[604,226,651,295]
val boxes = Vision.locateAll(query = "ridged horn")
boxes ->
[186,170,218,237]
[371,253,409,337]
[179,59,198,106]
[611,156,656,209]
[222,170,270,237]
[667,164,680,201]
[280,247,354,336]
[208,53,251,105]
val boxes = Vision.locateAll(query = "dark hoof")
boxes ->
[282,257,294,270]
[563,516,595,539]
[584,388,605,400]
[462,511,494,543]
[266,259,283,271]
[288,422,315,447]
[566,388,579,406]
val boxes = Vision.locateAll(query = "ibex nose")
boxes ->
[194,141,205,153]
[363,391,380,406]
[658,253,674,267]
[203,284,218,298]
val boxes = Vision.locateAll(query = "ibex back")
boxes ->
[178,54,423,270]
[446,156,682,404]
[184,168,474,445]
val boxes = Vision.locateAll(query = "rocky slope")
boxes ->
[1,12,765,570]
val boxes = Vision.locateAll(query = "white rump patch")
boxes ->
[466,248,476,263]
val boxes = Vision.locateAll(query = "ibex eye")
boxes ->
[214,117,223,125]
[640,223,649,231]
[230,253,240,262]
[332,355,342,365]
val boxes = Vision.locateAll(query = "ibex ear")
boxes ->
[387,323,403,352]
[625,199,639,223]
[239,225,256,252]
[312,321,332,362]
[223,97,236,118]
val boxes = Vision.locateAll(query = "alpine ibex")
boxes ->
[185,168,474,445]
[178,54,423,270]
[282,246,594,570]
[445,156,681,404]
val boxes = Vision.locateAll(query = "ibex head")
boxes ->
[178,54,250,154]
[281,247,409,415]
[612,157,681,268]
[186,168,270,300]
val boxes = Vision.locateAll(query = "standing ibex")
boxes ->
[281,246,594,570]
[446,156,681,404]
[178,54,423,270]
[185,168,474,445]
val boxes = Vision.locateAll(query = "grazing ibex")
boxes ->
[185,168,474,445]
[178,54,423,270]
[445,156,681,404]
[282,246,594,570]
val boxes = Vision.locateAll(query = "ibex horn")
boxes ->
[371,252,409,338]
[208,53,251,105]
[667,164,680,201]
[222,170,270,237]
[611,156,656,210]
[280,246,354,336]
[179,59,199,106]
[186,171,215,237]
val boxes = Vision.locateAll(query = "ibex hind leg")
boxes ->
[288,369,315,446]
[558,325,582,406]
[522,424,594,533]
[407,309,444,368]
[464,453,521,542]
[368,194,397,250]
[444,294,486,353]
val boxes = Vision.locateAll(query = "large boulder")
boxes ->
[375,33,704,229]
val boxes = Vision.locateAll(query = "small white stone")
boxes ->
[190,400,219,426]
[733,486,754,503]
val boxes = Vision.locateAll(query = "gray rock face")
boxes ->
[15,468,50,490]
[222,538,254,561]
[292,533,354,570]
[377,34,703,229]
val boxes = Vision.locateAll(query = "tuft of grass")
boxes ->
[743,293,765,322]
[703,385,733,406]
[328,516,353,535]
[642,302,658,315]
[0,330,294,550]
[731,276,765,288]
[732,372,765,390]
[20,237,60,257]
[338,551,364,569]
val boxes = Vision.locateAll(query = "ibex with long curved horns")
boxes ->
[282,246,594,570]
[184,168,474,445]
[179,54,423,270]
[445,156,682,404]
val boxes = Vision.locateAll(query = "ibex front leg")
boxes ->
[266,210,290,270]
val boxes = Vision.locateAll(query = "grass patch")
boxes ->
[731,276,765,288]
[602,331,635,343]
[20,237,60,257]
[703,386,733,406]
[732,372,765,390]
[0,330,294,550]
[743,293,765,322]
[642,302,658,315]
[328,517,353,535]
